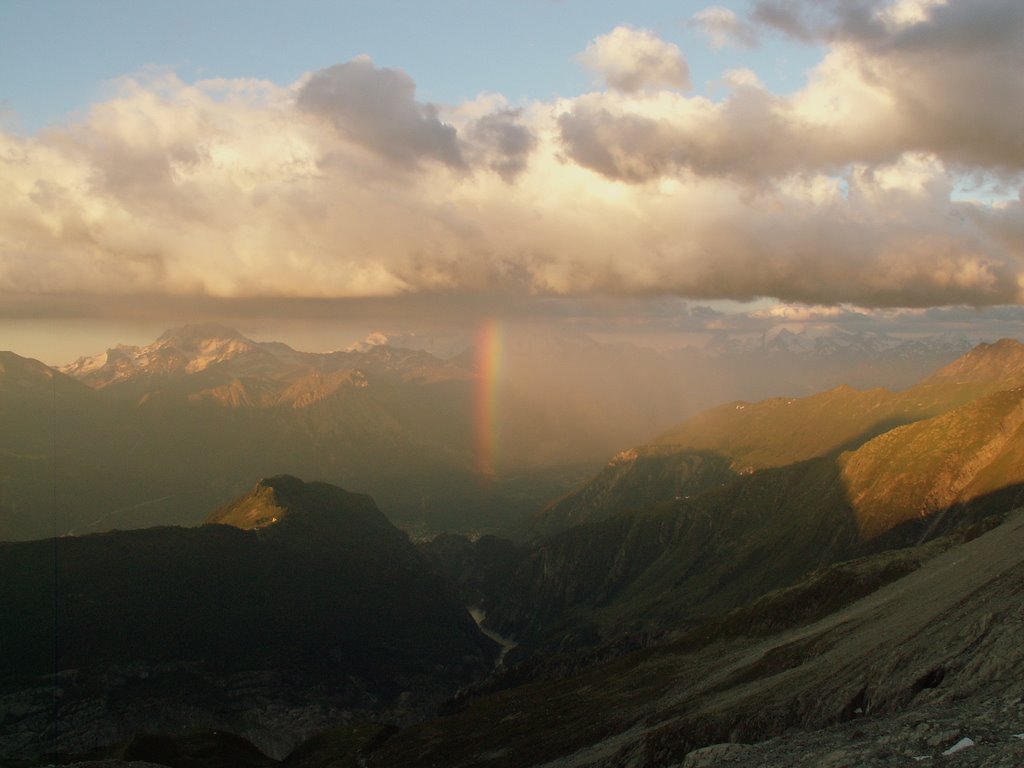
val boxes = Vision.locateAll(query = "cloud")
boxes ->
[577,26,691,93]
[692,6,760,47]
[557,82,810,183]
[1,12,1023,317]
[296,56,463,169]
[562,2,1024,185]
[753,304,848,321]
[748,0,1024,173]
[465,109,536,181]
[751,0,821,41]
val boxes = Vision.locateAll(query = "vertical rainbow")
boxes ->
[474,318,504,478]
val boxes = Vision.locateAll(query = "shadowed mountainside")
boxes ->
[538,338,1024,536]
[0,476,497,759]
[455,341,1024,655]
[352,507,1024,767]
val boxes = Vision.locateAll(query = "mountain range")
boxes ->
[539,338,1024,537]
[1,324,515,541]
[2,337,1024,765]
[437,339,1024,659]
[390,335,1024,764]
[0,324,982,543]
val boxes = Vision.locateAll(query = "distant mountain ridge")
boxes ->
[919,336,1024,386]
[0,326,1008,542]
[702,327,974,359]
[60,323,470,404]
[62,323,259,385]
[6,337,1024,766]
[687,327,976,397]
[0,326,493,540]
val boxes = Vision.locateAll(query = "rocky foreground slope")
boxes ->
[30,507,1024,767]
[362,507,1024,767]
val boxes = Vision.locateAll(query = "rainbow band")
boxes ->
[474,319,503,477]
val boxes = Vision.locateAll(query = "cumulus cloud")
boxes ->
[557,82,812,183]
[1,8,1023,318]
[751,0,821,41]
[560,1,1024,186]
[747,0,1024,172]
[577,26,691,93]
[296,56,463,169]
[692,6,760,47]
[465,109,536,181]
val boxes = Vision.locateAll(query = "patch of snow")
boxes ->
[941,737,975,755]
[343,331,390,353]
[610,448,639,465]
[64,354,105,375]
[184,338,253,373]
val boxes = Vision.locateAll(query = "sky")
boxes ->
[1,0,1024,364]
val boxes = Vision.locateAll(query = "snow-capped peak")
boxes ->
[61,325,259,387]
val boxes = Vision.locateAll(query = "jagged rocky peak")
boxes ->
[60,344,133,379]
[152,323,258,369]
[155,322,251,349]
